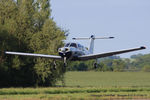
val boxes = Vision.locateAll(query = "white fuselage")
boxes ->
[58,35,114,61]
[58,42,90,61]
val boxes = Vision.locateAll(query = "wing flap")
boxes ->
[79,46,146,60]
[5,51,62,60]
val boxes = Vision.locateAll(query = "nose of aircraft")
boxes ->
[58,47,69,53]
[58,47,72,58]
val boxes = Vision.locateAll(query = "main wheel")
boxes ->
[94,63,98,69]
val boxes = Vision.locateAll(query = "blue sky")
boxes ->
[51,0,150,58]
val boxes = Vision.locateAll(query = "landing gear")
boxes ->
[62,57,67,72]
[94,62,98,69]
[63,57,67,67]
[93,59,98,69]
[53,60,57,70]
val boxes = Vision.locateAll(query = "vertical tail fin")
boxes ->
[72,35,114,54]
[89,35,95,54]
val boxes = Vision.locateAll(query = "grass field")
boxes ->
[1,71,150,100]
[60,71,150,87]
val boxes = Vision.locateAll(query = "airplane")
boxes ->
[5,35,146,68]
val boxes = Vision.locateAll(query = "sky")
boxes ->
[51,0,150,58]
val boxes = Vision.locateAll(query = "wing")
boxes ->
[78,46,146,60]
[5,51,62,60]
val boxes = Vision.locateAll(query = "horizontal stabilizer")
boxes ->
[95,37,114,39]
[72,37,90,40]
[72,36,114,40]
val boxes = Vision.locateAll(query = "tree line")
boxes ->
[68,54,150,72]
[0,0,66,87]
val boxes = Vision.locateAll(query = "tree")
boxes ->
[142,65,150,72]
[30,19,65,86]
[130,54,150,71]
[112,59,126,72]
[95,62,108,72]
[68,61,88,71]
[0,0,66,87]
[130,53,143,59]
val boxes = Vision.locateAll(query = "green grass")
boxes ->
[59,71,150,87]
[0,87,150,100]
[1,72,150,100]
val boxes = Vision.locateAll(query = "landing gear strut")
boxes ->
[63,57,67,67]
[62,57,67,72]
[53,60,57,70]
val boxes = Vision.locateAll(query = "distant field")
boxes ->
[58,71,150,87]
[1,72,150,100]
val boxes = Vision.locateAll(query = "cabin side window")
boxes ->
[81,46,84,51]
[78,44,82,48]
[78,44,84,50]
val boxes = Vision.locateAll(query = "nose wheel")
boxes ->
[64,63,67,68]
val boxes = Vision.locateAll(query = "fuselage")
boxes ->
[58,42,90,60]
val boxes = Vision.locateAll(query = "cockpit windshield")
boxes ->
[70,43,77,48]
[65,43,77,48]
[65,43,70,47]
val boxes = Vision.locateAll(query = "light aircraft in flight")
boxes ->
[5,35,146,68]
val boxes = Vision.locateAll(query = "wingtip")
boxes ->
[109,37,115,39]
[140,46,146,49]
